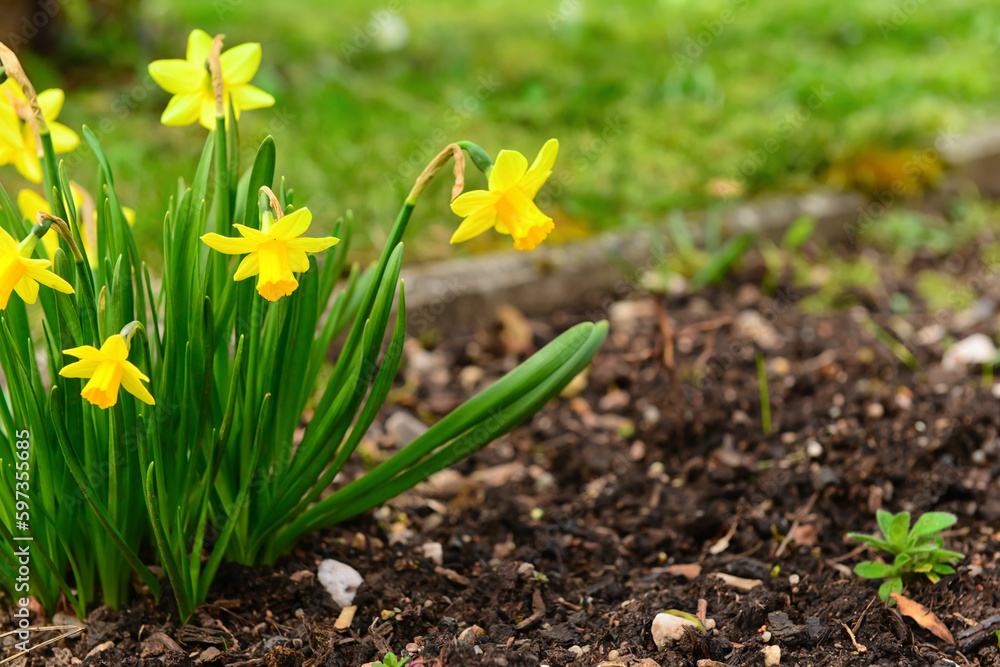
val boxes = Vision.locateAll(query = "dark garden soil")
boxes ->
[8,247,1000,667]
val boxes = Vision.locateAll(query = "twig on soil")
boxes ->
[852,597,878,636]
[830,544,867,563]
[696,599,709,629]
[0,626,83,665]
[654,299,685,426]
[694,329,718,371]
[839,620,867,653]
[774,493,818,558]
[675,316,732,336]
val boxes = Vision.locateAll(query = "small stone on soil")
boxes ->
[651,612,699,648]
[317,558,364,607]
[762,644,781,666]
[421,541,444,565]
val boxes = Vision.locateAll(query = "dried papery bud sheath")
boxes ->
[406,143,467,206]
[259,185,283,222]
[208,34,226,121]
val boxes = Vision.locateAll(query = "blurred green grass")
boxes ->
[4,0,1000,266]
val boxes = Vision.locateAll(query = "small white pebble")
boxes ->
[762,644,781,666]
[866,402,884,419]
[972,450,987,466]
[421,542,443,566]
[915,421,926,433]
[761,630,772,642]
[651,613,699,648]
[806,440,823,459]
[317,559,364,607]
[788,574,800,586]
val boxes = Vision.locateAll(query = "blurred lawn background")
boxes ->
[3,0,1000,267]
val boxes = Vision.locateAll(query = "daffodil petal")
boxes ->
[232,224,270,243]
[59,358,101,378]
[450,189,498,217]
[230,84,275,111]
[268,209,311,240]
[120,368,155,405]
[62,344,104,361]
[284,236,339,253]
[187,29,214,68]
[519,139,559,198]
[100,335,129,360]
[198,98,218,130]
[489,150,529,191]
[12,274,38,304]
[288,249,309,273]
[0,104,21,147]
[14,149,42,183]
[40,231,59,259]
[161,92,204,126]
[48,122,79,153]
[17,190,49,221]
[220,43,262,85]
[450,208,498,244]
[201,232,257,254]
[120,359,150,383]
[0,227,18,253]
[149,59,206,95]
[36,89,64,120]
[24,263,74,294]
[233,252,259,280]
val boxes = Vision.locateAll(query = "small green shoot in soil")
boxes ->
[847,510,963,604]
[756,352,771,435]
[374,652,409,667]
[662,609,707,632]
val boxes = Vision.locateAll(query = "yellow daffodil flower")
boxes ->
[0,80,79,183]
[450,139,558,251]
[201,207,338,302]
[148,29,275,129]
[60,334,154,409]
[0,225,74,309]
[18,186,135,266]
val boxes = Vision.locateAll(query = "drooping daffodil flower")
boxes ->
[450,139,558,251]
[18,185,135,267]
[0,224,74,309]
[60,334,154,409]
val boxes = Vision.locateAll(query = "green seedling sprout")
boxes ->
[847,510,963,604]
[374,652,409,667]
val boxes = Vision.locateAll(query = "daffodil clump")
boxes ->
[0,32,606,624]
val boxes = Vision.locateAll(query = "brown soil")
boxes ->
[6,253,1000,667]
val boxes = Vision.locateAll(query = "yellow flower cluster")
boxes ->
[0,79,79,182]
[0,28,562,411]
